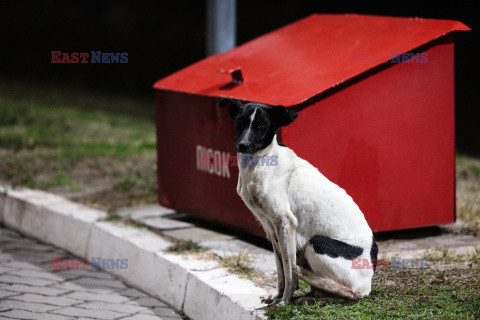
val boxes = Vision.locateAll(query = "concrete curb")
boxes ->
[0,186,268,320]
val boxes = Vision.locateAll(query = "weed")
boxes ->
[123,218,144,228]
[421,247,461,263]
[219,253,256,279]
[101,214,144,228]
[103,214,122,221]
[166,239,208,254]
[298,280,309,289]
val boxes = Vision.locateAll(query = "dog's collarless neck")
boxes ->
[244,135,280,157]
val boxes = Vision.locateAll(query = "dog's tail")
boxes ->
[293,266,362,300]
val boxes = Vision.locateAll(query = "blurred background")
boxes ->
[0,1,479,229]
[1,0,478,154]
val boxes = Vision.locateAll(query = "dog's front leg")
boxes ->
[262,235,285,304]
[260,222,285,304]
[275,213,298,304]
[272,240,286,299]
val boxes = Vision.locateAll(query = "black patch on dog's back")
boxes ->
[309,236,363,260]
[370,235,378,271]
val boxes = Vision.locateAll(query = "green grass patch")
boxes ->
[0,83,158,211]
[103,214,123,222]
[43,172,74,188]
[0,83,155,159]
[101,214,144,228]
[0,101,156,157]
[421,248,459,263]
[166,240,208,254]
[266,262,480,320]
[420,247,480,264]
[298,280,310,289]
[219,253,256,279]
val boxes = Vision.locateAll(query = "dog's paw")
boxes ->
[263,297,286,307]
[351,291,363,300]
[261,292,281,305]
[268,297,292,307]
[275,300,287,307]
[262,293,294,306]
[293,265,303,276]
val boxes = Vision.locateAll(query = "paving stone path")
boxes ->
[0,227,184,320]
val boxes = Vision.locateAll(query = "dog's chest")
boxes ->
[238,170,269,212]
[240,179,262,199]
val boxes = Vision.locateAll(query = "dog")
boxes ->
[219,99,378,305]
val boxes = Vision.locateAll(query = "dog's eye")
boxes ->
[258,122,266,128]
[236,118,245,126]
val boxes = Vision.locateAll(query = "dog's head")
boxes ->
[219,99,298,154]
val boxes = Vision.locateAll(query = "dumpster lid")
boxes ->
[154,14,469,107]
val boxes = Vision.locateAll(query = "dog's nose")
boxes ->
[237,142,248,153]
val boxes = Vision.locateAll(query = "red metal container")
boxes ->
[154,14,470,235]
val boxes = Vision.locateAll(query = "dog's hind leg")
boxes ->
[293,266,362,300]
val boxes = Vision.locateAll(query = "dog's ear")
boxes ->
[219,98,243,119]
[271,105,298,126]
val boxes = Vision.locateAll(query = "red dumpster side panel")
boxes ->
[282,38,455,231]
[155,91,263,234]
[156,38,456,234]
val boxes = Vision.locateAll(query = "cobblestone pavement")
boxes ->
[0,227,185,320]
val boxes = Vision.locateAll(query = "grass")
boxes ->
[0,82,157,212]
[165,239,208,254]
[467,165,480,178]
[266,260,480,320]
[420,246,480,264]
[456,155,480,235]
[298,280,310,289]
[421,247,457,263]
[219,253,257,279]
[101,214,144,228]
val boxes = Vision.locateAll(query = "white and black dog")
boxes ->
[219,99,377,305]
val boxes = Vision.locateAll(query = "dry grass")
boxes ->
[456,155,480,235]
